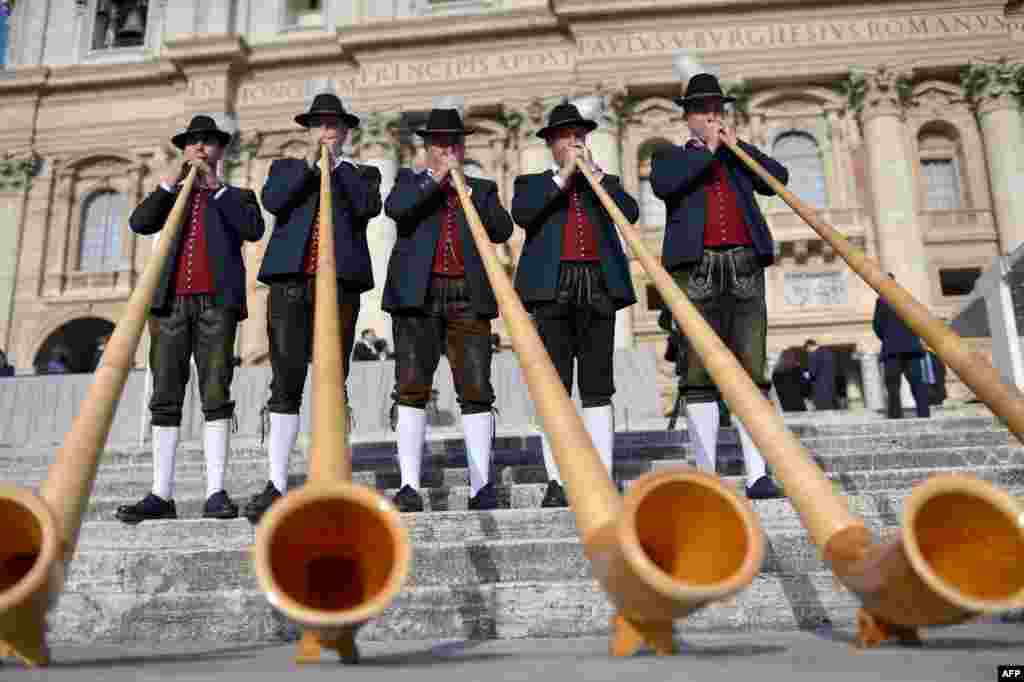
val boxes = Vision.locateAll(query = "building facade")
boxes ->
[1,0,1023,410]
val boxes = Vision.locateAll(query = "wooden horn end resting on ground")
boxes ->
[251,145,411,665]
[0,166,200,667]
[452,166,765,657]
[702,140,1024,646]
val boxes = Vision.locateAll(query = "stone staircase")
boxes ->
[3,407,1022,646]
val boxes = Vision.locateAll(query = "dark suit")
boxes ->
[383,169,513,414]
[873,297,930,418]
[649,140,788,404]
[383,169,512,318]
[511,169,639,407]
[808,346,838,410]
[130,183,265,426]
[259,157,382,414]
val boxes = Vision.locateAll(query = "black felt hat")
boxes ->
[295,93,361,129]
[416,103,476,137]
[536,102,598,140]
[171,115,233,150]
[675,73,736,108]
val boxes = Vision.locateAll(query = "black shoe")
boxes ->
[203,490,239,519]
[468,482,498,511]
[244,481,283,523]
[746,475,782,500]
[116,493,177,524]
[393,484,424,513]
[541,480,568,508]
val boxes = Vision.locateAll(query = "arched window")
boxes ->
[772,131,826,209]
[638,138,673,228]
[918,123,965,211]
[79,190,126,272]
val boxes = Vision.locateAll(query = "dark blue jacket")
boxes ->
[258,158,382,292]
[510,170,638,309]
[650,140,788,269]
[129,184,265,319]
[873,297,924,359]
[383,169,514,319]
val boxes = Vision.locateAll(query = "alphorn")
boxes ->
[725,138,1024,445]
[0,165,200,667]
[449,167,765,657]
[575,154,1024,647]
[251,145,411,665]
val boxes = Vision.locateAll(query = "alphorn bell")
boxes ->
[0,165,200,667]
[709,139,1024,644]
[449,167,766,657]
[251,145,411,665]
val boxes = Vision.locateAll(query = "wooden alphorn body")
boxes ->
[450,167,765,657]
[587,142,1024,647]
[0,166,200,666]
[251,146,411,665]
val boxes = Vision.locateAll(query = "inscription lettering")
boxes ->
[236,12,1006,105]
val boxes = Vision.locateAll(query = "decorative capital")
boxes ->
[502,95,563,141]
[723,78,752,122]
[0,152,41,192]
[221,131,261,179]
[962,57,1024,114]
[843,65,914,121]
[351,112,401,158]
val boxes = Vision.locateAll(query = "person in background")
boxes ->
[353,328,384,362]
[772,347,808,412]
[804,339,838,410]
[873,273,931,419]
[0,349,14,377]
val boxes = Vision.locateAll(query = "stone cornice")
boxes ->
[163,34,249,67]
[247,33,345,67]
[552,0,834,19]
[46,59,180,91]
[0,66,50,96]
[337,7,559,53]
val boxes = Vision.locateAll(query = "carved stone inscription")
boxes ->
[784,271,847,307]
[237,11,1009,104]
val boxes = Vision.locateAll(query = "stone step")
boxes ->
[70,465,1024,521]
[2,424,1016,478]
[8,443,1021,496]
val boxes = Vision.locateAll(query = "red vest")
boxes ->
[561,181,600,262]
[702,159,752,248]
[431,183,466,277]
[173,187,215,295]
[302,200,322,275]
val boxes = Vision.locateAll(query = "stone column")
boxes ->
[856,350,886,411]
[852,66,931,306]
[355,113,401,348]
[0,155,37,357]
[964,59,1024,254]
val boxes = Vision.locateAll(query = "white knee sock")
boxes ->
[396,406,427,490]
[539,430,562,484]
[151,425,180,500]
[204,419,231,498]
[462,412,494,496]
[735,418,767,486]
[684,401,720,474]
[582,405,614,476]
[268,412,300,494]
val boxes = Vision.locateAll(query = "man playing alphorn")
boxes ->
[246,92,383,522]
[117,115,265,523]
[510,101,639,508]
[650,72,787,499]
[383,97,514,513]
